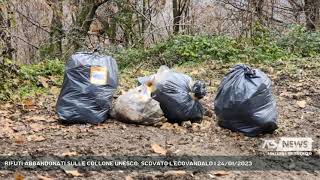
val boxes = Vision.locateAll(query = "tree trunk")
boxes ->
[256,0,264,24]
[46,0,63,57]
[172,0,180,34]
[65,0,110,56]
[250,0,265,25]
[305,0,319,31]
[0,4,14,59]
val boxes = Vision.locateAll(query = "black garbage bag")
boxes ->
[214,64,278,137]
[138,66,206,123]
[56,52,118,124]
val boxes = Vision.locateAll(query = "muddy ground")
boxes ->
[0,60,319,179]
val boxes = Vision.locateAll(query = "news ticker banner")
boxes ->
[0,156,319,171]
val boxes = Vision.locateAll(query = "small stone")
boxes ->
[121,124,127,130]
[181,121,192,128]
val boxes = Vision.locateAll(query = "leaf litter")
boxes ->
[0,60,319,179]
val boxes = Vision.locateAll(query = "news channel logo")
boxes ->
[260,137,313,156]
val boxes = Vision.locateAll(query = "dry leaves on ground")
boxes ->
[27,135,46,142]
[30,123,46,132]
[64,169,83,177]
[151,144,167,155]
[297,100,307,108]
[39,76,49,88]
[62,151,78,156]
[213,171,229,177]
[163,170,187,176]
[125,176,134,180]
[14,173,24,180]
[37,175,54,180]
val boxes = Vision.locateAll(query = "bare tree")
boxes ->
[0,2,14,59]
[304,0,320,31]
[66,0,111,52]
[172,0,190,34]
[45,0,63,57]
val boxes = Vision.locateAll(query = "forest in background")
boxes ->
[0,0,320,100]
[1,0,320,62]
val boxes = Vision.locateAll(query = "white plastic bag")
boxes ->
[113,84,166,125]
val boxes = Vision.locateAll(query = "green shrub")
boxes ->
[20,59,64,82]
[278,25,320,57]
[112,48,147,69]
[112,34,293,69]
[0,59,65,101]
[0,59,20,100]
[18,59,64,98]
[2,28,320,101]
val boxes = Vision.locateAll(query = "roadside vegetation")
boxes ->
[1,26,320,101]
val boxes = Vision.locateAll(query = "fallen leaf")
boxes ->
[2,125,14,136]
[21,98,36,110]
[62,151,78,156]
[30,123,45,132]
[25,115,45,122]
[125,176,134,180]
[214,171,229,177]
[39,76,49,88]
[64,169,82,177]
[164,170,187,176]
[27,135,46,142]
[296,100,306,108]
[49,86,60,95]
[0,108,10,116]
[267,67,274,74]
[279,91,292,98]
[37,175,53,180]
[160,122,174,130]
[151,144,167,155]
[14,135,25,144]
[15,173,24,180]
[192,123,201,131]
[0,103,13,109]
[200,118,212,130]
[25,115,56,123]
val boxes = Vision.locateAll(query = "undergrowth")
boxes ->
[0,59,64,101]
[1,26,320,101]
[112,26,320,69]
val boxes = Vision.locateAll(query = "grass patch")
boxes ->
[0,59,65,101]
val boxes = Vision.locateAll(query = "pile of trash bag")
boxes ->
[113,83,166,125]
[56,52,118,124]
[138,66,206,123]
[214,64,278,137]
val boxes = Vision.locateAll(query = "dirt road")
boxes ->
[0,60,319,179]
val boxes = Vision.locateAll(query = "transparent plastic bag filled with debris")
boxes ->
[138,66,207,123]
[214,64,278,137]
[56,52,118,124]
[113,82,166,126]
